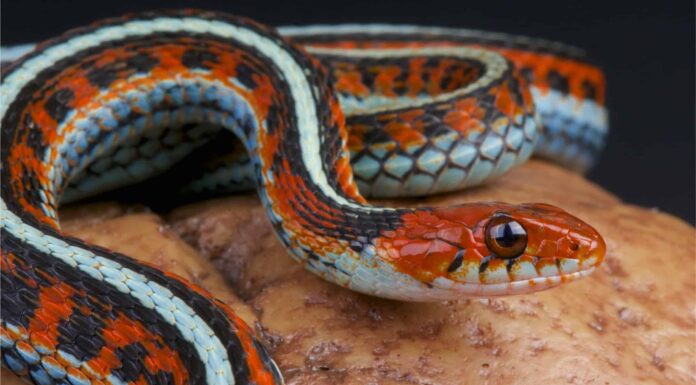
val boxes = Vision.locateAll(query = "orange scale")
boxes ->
[463,248,485,262]
[39,356,64,373]
[102,328,126,346]
[143,354,164,373]
[6,324,29,341]
[335,71,371,97]
[249,75,275,117]
[435,227,463,244]
[398,240,431,258]
[406,72,426,96]
[42,285,69,304]
[416,212,441,226]
[384,248,400,260]
[494,82,519,118]
[29,331,54,352]
[0,328,12,345]
[374,65,402,97]
[462,227,481,244]
[407,240,459,281]
[398,109,425,123]
[383,121,427,149]
[392,239,412,248]
[404,224,430,238]
[15,340,36,357]
[28,102,58,143]
[96,347,121,369]
[66,367,90,383]
[83,359,110,380]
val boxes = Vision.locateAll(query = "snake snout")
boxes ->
[511,203,606,278]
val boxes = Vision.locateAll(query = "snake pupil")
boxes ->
[495,222,523,247]
[485,215,528,259]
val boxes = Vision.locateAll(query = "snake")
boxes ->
[0,9,608,385]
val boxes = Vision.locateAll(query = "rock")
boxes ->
[3,161,694,384]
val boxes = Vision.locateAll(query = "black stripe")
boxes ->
[447,250,465,272]
[1,231,210,384]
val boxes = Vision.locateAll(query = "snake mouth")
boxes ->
[433,266,597,297]
[434,251,603,298]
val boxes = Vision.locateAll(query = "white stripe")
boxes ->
[0,43,35,62]
[278,24,586,57]
[0,198,234,385]
[0,16,364,213]
[1,25,584,64]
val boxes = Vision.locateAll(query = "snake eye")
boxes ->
[485,215,527,259]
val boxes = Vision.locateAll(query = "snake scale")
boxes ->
[1,10,608,385]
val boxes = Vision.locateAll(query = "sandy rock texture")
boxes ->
[3,161,695,384]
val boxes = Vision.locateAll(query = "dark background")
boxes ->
[2,0,694,224]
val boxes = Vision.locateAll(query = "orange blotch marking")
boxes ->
[216,301,280,385]
[308,40,604,105]
[6,142,55,227]
[425,58,451,95]
[28,283,77,349]
[87,314,188,384]
[492,48,606,105]
[373,65,402,97]
[405,58,426,96]
[383,120,426,149]
[335,70,371,98]
[493,82,518,118]
[443,97,486,135]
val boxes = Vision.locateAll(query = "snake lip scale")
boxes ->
[1,9,607,385]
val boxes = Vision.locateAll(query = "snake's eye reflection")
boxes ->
[485,215,527,259]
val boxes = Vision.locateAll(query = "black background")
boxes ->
[2,0,694,224]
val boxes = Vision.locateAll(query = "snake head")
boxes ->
[375,202,605,300]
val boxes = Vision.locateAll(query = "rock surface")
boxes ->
[3,161,695,384]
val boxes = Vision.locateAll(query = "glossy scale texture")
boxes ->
[1,10,606,385]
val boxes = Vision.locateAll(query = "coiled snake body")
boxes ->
[1,10,607,385]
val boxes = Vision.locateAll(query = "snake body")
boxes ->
[1,10,607,385]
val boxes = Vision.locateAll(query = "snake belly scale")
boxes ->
[0,10,607,385]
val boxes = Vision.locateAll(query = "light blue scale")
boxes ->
[41,357,67,379]
[3,352,27,375]
[383,154,413,179]
[416,149,446,174]
[29,367,53,385]
[60,62,604,205]
[404,173,435,196]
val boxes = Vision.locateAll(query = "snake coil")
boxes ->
[1,10,607,385]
